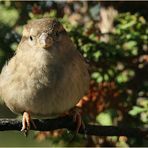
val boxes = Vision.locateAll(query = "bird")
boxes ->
[0,18,90,134]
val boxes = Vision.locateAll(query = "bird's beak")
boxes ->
[39,32,53,48]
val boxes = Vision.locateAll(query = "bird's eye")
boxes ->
[30,36,33,41]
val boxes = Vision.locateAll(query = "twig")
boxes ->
[0,116,147,140]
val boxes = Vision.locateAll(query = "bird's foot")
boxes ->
[21,112,36,136]
[70,107,85,134]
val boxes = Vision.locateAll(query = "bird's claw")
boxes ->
[70,107,86,134]
[21,112,36,136]
[21,112,31,136]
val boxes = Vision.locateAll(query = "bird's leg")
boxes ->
[21,112,36,136]
[70,107,85,134]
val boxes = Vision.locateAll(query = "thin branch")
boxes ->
[0,116,147,140]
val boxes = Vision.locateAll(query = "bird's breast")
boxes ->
[0,47,89,117]
[0,48,59,112]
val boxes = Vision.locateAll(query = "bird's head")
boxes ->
[22,18,67,49]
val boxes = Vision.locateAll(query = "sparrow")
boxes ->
[0,18,90,134]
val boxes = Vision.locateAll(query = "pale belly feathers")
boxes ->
[0,48,89,117]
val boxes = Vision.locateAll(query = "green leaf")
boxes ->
[129,106,146,116]
[96,112,113,126]
[0,5,19,26]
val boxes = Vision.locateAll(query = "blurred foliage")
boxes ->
[0,1,147,147]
